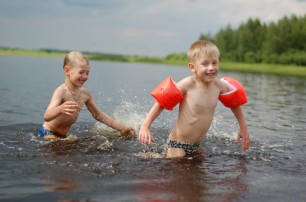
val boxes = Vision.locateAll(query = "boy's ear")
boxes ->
[64,65,70,76]
[188,63,195,73]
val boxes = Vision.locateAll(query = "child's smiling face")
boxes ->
[189,54,219,82]
[67,59,90,87]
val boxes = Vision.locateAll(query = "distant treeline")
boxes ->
[0,47,165,64]
[201,14,306,66]
[2,45,306,77]
[166,14,306,66]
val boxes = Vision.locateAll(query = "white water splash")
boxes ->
[208,111,239,141]
[93,101,146,136]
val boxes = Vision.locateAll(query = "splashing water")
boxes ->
[41,135,113,156]
[92,101,146,137]
[208,110,240,141]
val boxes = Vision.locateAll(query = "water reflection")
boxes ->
[44,179,79,192]
[133,155,248,202]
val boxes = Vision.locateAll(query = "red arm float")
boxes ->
[218,77,248,108]
[150,77,184,110]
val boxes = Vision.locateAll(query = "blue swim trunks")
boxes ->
[168,140,200,155]
[37,126,66,138]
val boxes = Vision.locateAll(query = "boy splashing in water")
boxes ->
[138,40,250,158]
[38,51,135,139]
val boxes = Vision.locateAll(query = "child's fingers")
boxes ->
[64,110,77,116]
[122,128,136,139]
[146,135,154,144]
[241,137,249,151]
[236,133,241,142]
[66,100,78,105]
[138,132,147,144]
[65,102,80,112]
[236,133,250,151]
[150,135,155,143]
[130,127,136,133]
[138,132,154,145]
[65,101,79,109]
[243,138,251,151]
[63,104,79,116]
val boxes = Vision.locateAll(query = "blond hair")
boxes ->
[63,51,89,69]
[188,40,220,63]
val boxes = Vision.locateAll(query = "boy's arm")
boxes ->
[138,102,164,145]
[231,106,251,151]
[85,92,135,138]
[44,87,79,122]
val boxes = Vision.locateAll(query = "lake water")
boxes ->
[0,55,305,202]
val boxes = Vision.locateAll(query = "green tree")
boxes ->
[215,25,239,61]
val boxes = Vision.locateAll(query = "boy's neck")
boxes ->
[64,81,80,92]
[194,75,215,87]
[64,81,81,101]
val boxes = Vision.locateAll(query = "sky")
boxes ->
[0,0,306,57]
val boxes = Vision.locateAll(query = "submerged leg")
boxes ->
[166,147,186,158]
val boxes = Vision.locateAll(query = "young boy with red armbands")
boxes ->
[138,40,250,158]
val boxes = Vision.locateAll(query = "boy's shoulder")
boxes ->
[178,76,194,85]
[176,76,195,93]
[213,78,227,91]
[53,83,66,94]
[80,87,93,101]
[80,86,90,94]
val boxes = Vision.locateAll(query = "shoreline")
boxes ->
[1,49,306,78]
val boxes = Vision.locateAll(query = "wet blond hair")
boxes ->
[63,51,89,69]
[188,40,220,63]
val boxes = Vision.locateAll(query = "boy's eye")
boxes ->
[202,62,209,66]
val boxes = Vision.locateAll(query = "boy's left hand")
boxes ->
[236,129,250,151]
[120,127,136,140]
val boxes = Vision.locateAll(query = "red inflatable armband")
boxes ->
[218,77,247,108]
[150,77,184,110]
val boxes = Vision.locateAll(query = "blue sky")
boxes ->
[0,0,305,57]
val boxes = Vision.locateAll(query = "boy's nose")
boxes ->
[208,64,214,70]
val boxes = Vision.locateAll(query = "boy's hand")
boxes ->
[62,101,79,116]
[236,129,251,151]
[138,125,155,145]
[120,127,136,140]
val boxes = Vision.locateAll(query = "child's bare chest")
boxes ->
[62,91,87,106]
[186,87,219,112]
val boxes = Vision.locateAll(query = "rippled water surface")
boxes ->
[0,55,305,202]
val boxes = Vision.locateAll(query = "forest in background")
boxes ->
[204,14,306,66]
[166,14,306,67]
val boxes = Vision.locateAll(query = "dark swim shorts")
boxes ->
[37,126,66,138]
[168,140,200,155]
